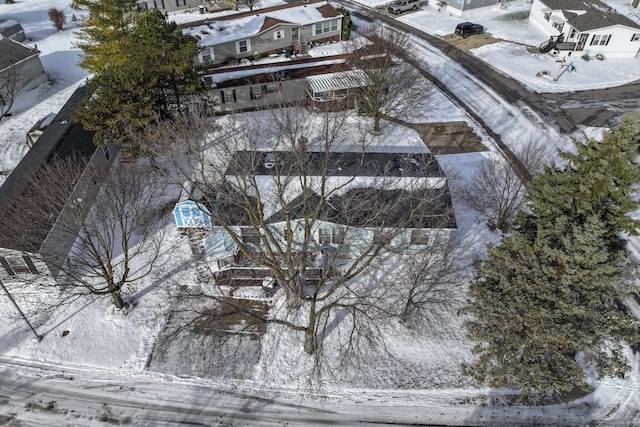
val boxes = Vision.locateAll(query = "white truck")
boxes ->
[387,0,420,14]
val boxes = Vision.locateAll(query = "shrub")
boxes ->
[581,54,591,61]
[48,8,67,31]
[595,53,605,61]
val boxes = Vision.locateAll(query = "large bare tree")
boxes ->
[2,158,166,309]
[463,142,549,231]
[142,102,456,354]
[347,25,431,133]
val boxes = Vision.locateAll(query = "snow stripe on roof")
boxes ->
[307,69,369,94]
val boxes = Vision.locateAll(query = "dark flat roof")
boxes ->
[0,86,96,252]
[225,151,443,178]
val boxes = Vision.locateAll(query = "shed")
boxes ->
[174,200,213,229]
[0,20,26,42]
[306,69,369,112]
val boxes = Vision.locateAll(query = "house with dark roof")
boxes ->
[181,0,343,66]
[200,149,457,284]
[0,38,47,113]
[0,20,26,42]
[0,86,118,281]
[529,0,640,57]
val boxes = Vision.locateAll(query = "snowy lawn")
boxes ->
[1,0,640,424]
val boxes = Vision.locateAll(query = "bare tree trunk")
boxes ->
[304,300,318,355]
[110,287,126,309]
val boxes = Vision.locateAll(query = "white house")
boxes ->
[181,0,343,66]
[529,0,640,58]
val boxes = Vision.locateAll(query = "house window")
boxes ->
[552,21,564,32]
[319,228,344,244]
[543,11,551,21]
[0,256,39,275]
[199,47,214,63]
[250,86,262,100]
[137,2,149,11]
[236,39,250,54]
[263,83,280,93]
[410,229,432,245]
[273,30,284,40]
[373,231,392,246]
[632,34,640,42]
[153,0,164,9]
[314,20,338,35]
[220,89,237,104]
[569,28,577,39]
[102,145,110,160]
[590,34,611,46]
[176,0,186,5]
[241,227,261,243]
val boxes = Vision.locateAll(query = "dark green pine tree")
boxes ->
[466,215,639,398]
[465,114,640,399]
[527,113,640,250]
[75,11,202,146]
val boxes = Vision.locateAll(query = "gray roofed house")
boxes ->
[202,148,456,274]
[0,20,26,42]
[181,0,343,66]
[0,86,118,280]
[530,0,640,57]
[0,38,47,114]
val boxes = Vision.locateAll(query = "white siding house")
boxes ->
[529,0,640,58]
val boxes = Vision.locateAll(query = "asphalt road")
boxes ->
[354,5,640,133]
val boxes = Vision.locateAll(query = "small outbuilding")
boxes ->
[174,200,213,229]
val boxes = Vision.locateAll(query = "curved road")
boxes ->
[354,5,640,133]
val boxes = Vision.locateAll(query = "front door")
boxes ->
[576,33,588,51]
[292,27,299,43]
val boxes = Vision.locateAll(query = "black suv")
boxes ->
[455,22,484,38]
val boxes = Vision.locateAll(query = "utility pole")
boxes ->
[0,279,43,341]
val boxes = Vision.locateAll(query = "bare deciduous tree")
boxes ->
[2,157,166,309]
[388,234,467,331]
[238,0,259,11]
[347,25,431,134]
[141,102,456,354]
[463,142,549,231]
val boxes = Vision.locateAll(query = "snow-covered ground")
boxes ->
[1,0,640,425]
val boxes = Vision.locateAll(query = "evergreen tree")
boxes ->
[465,114,640,399]
[466,215,639,398]
[74,0,138,72]
[527,113,640,250]
[74,10,202,146]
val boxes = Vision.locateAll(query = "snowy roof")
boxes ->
[0,38,37,70]
[182,1,340,46]
[307,70,370,94]
[540,0,640,31]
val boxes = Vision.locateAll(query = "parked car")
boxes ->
[388,0,420,15]
[455,22,484,38]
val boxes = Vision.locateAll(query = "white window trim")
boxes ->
[236,39,251,54]
[273,30,284,40]
[314,20,339,36]
[198,47,214,63]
